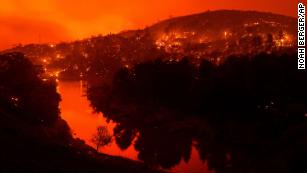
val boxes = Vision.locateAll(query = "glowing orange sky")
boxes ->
[0,0,301,50]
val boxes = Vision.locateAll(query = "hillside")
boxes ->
[1,10,297,81]
[146,10,296,37]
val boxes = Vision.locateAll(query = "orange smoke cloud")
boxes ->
[0,16,71,50]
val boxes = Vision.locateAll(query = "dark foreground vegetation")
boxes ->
[0,52,163,173]
[88,49,307,173]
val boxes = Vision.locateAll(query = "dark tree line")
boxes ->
[88,49,307,173]
[0,52,71,142]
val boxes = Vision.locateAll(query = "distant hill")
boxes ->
[1,10,297,81]
[121,10,296,40]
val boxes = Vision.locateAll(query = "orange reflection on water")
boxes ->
[171,146,213,173]
[58,80,213,173]
[58,81,138,160]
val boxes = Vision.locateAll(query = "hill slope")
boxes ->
[1,10,297,80]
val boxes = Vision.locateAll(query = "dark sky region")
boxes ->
[0,0,303,50]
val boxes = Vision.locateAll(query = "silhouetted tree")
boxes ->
[91,126,112,151]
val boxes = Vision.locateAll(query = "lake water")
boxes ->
[58,81,213,173]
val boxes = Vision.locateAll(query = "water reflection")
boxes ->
[102,109,215,172]
[85,53,307,173]
[58,81,212,173]
[58,81,138,160]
